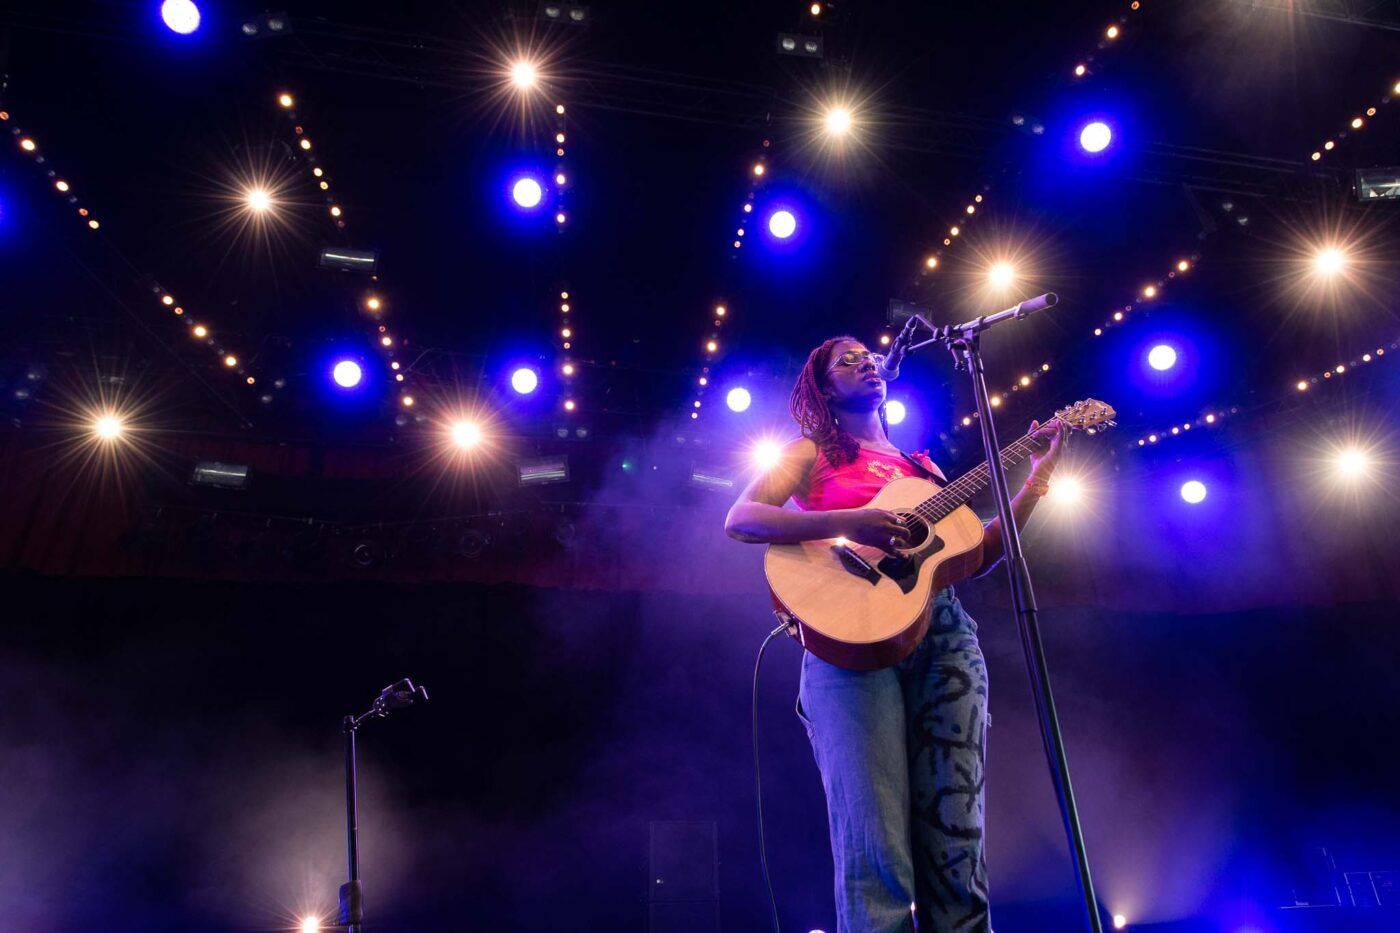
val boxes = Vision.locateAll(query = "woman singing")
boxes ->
[724,335,1066,932]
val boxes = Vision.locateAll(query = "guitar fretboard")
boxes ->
[907,419,1056,524]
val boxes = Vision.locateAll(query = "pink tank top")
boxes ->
[792,446,945,512]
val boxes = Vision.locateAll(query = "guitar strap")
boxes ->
[899,450,945,488]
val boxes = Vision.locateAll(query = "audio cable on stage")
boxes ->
[753,618,793,933]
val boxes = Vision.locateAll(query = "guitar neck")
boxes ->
[917,418,1056,521]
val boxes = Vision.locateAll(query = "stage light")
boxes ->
[1335,448,1370,479]
[555,172,567,185]
[319,246,379,275]
[1297,380,1309,391]
[1074,63,1087,77]
[555,211,567,224]
[768,209,797,239]
[1106,24,1120,39]
[332,360,362,388]
[365,296,382,312]
[510,367,539,394]
[988,262,1016,289]
[278,92,294,108]
[512,176,543,208]
[518,455,570,486]
[191,461,251,490]
[299,916,320,933]
[192,325,208,338]
[1112,915,1127,930]
[1180,480,1207,504]
[161,0,201,34]
[510,60,538,90]
[752,162,766,177]
[879,334,891,346]
[451,421,483,449]
[716,386,750,411]
[885,400,906,425]
[563,399,576,411]
[1142,285,1157,298]
[1313,247,1345,276]
[1148,344,1177,371]
[246,188,272,213]
[55,179,69,192]
[1046,475,1083,505]
[753,440,782,471]
[825,107,853,136]
[93,414,123,440]
[401,395,414,407]
[19,137,35,152]
[1079,121,1112,153]
[223,354,238,367]
[562,363,575,376]
[925,256,938,269]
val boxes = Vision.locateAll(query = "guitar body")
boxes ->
[764,476,986,672]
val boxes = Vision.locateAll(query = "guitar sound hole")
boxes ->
[895,512,931,549]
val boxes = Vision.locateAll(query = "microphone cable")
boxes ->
[753,618,792,933]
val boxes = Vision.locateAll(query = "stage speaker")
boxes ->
[648,820,718,933]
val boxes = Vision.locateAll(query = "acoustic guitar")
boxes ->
[764,399,1116,671]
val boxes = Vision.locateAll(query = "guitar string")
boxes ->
[899,415,1065,529]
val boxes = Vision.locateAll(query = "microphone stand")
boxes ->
[905,293,1104,933]
[338,678,430,933]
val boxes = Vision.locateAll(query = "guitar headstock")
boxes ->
[1053,398,1117,435]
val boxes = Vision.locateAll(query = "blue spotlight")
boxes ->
[1180,480,1207,504]
[1078,120,1112,153]
[885,399,906,425]
[1147,344,1178,371]
[332,359,363,389]
[511,176,544,209]
[768,209,797,239]
[726,387,752,412]
[510,366,539,395]
[160,0,201,34]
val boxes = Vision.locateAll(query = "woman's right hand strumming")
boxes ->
[840,508,912,553]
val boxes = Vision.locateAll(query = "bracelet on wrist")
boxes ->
[1022,479,1050,497]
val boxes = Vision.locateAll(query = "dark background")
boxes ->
[2,1,1400,930]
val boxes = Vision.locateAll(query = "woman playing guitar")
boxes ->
[724,336,1067,933]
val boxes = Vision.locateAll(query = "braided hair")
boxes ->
[789,336,889,468]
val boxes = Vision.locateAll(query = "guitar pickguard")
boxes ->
[877,531,944,595]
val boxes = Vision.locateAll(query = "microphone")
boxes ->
[875,316,919,381]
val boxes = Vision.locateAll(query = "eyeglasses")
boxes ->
[826,348,878,373]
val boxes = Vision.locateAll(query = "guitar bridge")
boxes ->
[832,543,881,585]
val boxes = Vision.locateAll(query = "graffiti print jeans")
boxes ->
[797,587,991,933]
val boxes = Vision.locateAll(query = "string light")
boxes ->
[1067,2,1143,82]
[277,90,414,395]
[1310,75,1400,162]
[914,187,990,286]
[1134,336,1398,451]
[7,108,270,391]
[1091,253,1200,337]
